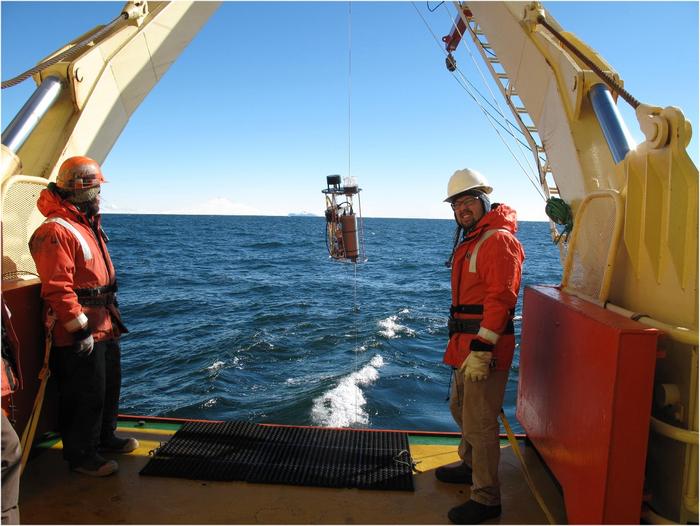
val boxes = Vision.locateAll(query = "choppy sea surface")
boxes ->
[104,215,561,433]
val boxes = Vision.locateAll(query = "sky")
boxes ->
[1,1,698,220]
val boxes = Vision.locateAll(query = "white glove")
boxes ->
[72,327,94,356]
[459,351,492,382]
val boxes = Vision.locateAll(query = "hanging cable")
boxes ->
[347,2,352,186]
[353,261,361,426]
[450,71,546,200]
[347,1,361,428]
[411,2,546,201]
[412,4,530,143]
[427,1,444,13]
[441,3,528,146]
[441,3,542,189]
[439,6,546,200]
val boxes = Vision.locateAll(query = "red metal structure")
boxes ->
[518,285,659,523]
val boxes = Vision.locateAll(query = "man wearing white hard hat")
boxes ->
[437,168,525,524]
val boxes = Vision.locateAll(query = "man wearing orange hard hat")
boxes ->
[29,156,136,477]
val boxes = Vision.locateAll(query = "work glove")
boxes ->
[459,338,494,382]
[72,326,94,356]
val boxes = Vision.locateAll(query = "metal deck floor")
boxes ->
[18,421,566,524]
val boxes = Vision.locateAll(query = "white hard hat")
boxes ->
[444,168,492,202]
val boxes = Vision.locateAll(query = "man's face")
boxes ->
[451,194,484,230]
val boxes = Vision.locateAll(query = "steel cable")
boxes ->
[2,13,127,89]
[537,15,640,109]
[441,3,543,190]
[411,2,546,201]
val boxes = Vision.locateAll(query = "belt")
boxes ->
[448,317,514,337]
[75,283,117,297]
[75,283,118,307]
[77,293,116,307]
[451,304,515,317]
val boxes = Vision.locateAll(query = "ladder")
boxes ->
[458,9,564,247]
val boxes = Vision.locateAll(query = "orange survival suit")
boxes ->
[29,188,126,346]
[443,203,524,371]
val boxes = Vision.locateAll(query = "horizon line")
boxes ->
[101,211,549,222]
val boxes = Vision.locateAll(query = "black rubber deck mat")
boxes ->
[139,420,414,491]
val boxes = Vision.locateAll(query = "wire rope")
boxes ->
[440,3,542,188]
[448,69,545,200]
[536,15,640,109]
[414,0,551,193]
[411,2,546,201]
[412,5,529,142]
[441,4,530,145]
[443,18,546,201]
[1,13,128,89]
[347,1,362,428]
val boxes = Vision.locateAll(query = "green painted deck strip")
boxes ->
[43,421,512,448]
[34,423,510,456]
[408,435,461,446]
[117,420,182,432]
[409,435,513,447]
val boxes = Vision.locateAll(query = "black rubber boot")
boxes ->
[435,462,473,484]
[99,435,139,453]
[448,500,502,524]
[70,454,118,477]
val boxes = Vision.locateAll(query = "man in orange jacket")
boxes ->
[29,156,137,477]
[436,168,525,524]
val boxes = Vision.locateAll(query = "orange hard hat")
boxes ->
[56,156,106,190]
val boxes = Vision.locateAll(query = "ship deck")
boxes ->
[19,418,566,524]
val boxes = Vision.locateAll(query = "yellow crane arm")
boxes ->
[460,3,697,523]
[2,1,220,184]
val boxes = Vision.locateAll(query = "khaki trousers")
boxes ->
[449,368,508,506]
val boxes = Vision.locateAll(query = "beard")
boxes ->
[77,197,100,218]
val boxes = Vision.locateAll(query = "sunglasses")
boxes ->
[450,196,480,210]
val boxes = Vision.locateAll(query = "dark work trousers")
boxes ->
[1,412,21,525]
[50,339,121,466]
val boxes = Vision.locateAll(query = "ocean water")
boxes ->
[104,215,561,433]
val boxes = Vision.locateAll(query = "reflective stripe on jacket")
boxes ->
[443,203,525,370]
[29,188,122,346]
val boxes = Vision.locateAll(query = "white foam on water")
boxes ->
[310,354,385,428]
[207,360,225,371]
[378,315,415,339]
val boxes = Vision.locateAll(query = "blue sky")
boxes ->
[2,1,698,220]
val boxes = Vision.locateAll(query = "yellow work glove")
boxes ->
[460,351,492,382]
[459,337,495,382]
